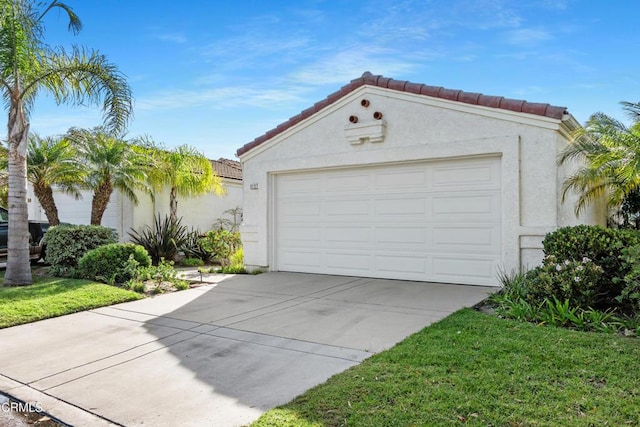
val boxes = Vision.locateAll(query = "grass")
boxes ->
[0,273,143,328]
[252,309,640,427]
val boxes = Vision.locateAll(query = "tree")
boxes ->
[66,127,147,226]
[0,133,81,225]
[560,102,640,219]
[0,0,132,285]
[25,134,80,225]
[145,143,225,224]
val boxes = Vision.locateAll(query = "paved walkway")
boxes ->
[0,272,491,426]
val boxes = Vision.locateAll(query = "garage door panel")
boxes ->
[325,227,370,244]
[432,226,500,252]
[375,170,427,188]
[276,157,502,285]
[279,250,323,269]
[326,252,371,271]
[376,254,428,274]
[279,176,322,194]
[326,199,370,216]
[432,256,497,284]
[432,165,498,188]
[375,198,427,215]
[279,200,322,218]
[326,174,369,191]
[432,194,499,216]
[279,226,323,245]
[375,227,427,245]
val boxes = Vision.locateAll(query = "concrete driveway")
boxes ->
[0,272,491,426]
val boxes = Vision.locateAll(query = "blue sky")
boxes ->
[29,0,639,160]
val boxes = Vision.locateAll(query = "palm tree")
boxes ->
[0,134,81,225]
[144,143,225,224]
[26,134,81,225]
[560,102,640,217]
[66,127,148,226]
[1,1,132,285]
[0,145,7,206]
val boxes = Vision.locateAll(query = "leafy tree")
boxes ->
[0,0,132,285]
[66,127,148,225]
[143,142,225,224]
[560,102,640,219]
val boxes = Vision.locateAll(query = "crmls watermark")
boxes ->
[1,400,44,413]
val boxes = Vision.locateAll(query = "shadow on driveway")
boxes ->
[0,272,492,427]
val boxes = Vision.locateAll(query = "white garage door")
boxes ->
[275,156,502,286]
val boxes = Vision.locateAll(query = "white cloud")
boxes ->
[135,85,308,112]
[505,28,552,45]
[289,45,426,86]
[30,107,104,136]
[155,32,188,44]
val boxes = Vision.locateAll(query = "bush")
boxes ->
[523,255,604,309]
[491,271,626,334]
[541,225,640,309]
[201,229,241,265]
[617,244,640,313]
[45,225,118,276]
[220,264,248,274]
[229,247,243,267]
[78,243,151,284]
[181,257,204,267]
[182,229,213,262]
[136,258,180,284]
[128,214,188,264]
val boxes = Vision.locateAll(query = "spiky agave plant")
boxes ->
[128,214,188,265]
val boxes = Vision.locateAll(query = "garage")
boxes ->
[275,157,501,285]
[237,72,605,286]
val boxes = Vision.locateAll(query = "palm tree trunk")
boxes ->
[33,182,60,226]
[5,97,33,286]
[91,178,113,225]
[169,186,178,224]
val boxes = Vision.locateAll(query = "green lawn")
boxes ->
[253,309,640,427]
[0,274,143,328]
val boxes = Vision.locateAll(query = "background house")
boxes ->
[27,158,243,238]
[237,72,606,286]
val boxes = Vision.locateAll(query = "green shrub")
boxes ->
[229,247,243,267]
[174,280,190,290]
[541,225,640,309]
[128,214,188,264]
[136,258,180,285]
[523,255,604,309]
[491,266,627,334]
[125,280,146,294]
[182,229,213,262]
[45,225,118,276]
[617,244,640,313]
[78,243,151,284]
[181,257,204,267]
[201,229,241,265]
[220,264,248,274]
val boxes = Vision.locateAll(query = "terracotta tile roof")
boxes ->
[211,158,242,181]
[236,72,569,157]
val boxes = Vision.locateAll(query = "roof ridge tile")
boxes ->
[237,73,569,157]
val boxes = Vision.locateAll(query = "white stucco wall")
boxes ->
[42,178,243,240]
[239,85,606,278]
[137,179,243,233]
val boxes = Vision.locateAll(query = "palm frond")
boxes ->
[37,1,82,35]
[25,46,132,134]
[621,101,640,122]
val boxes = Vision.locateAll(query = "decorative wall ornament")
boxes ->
[344,119,387,144]
[345,100,386,144]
